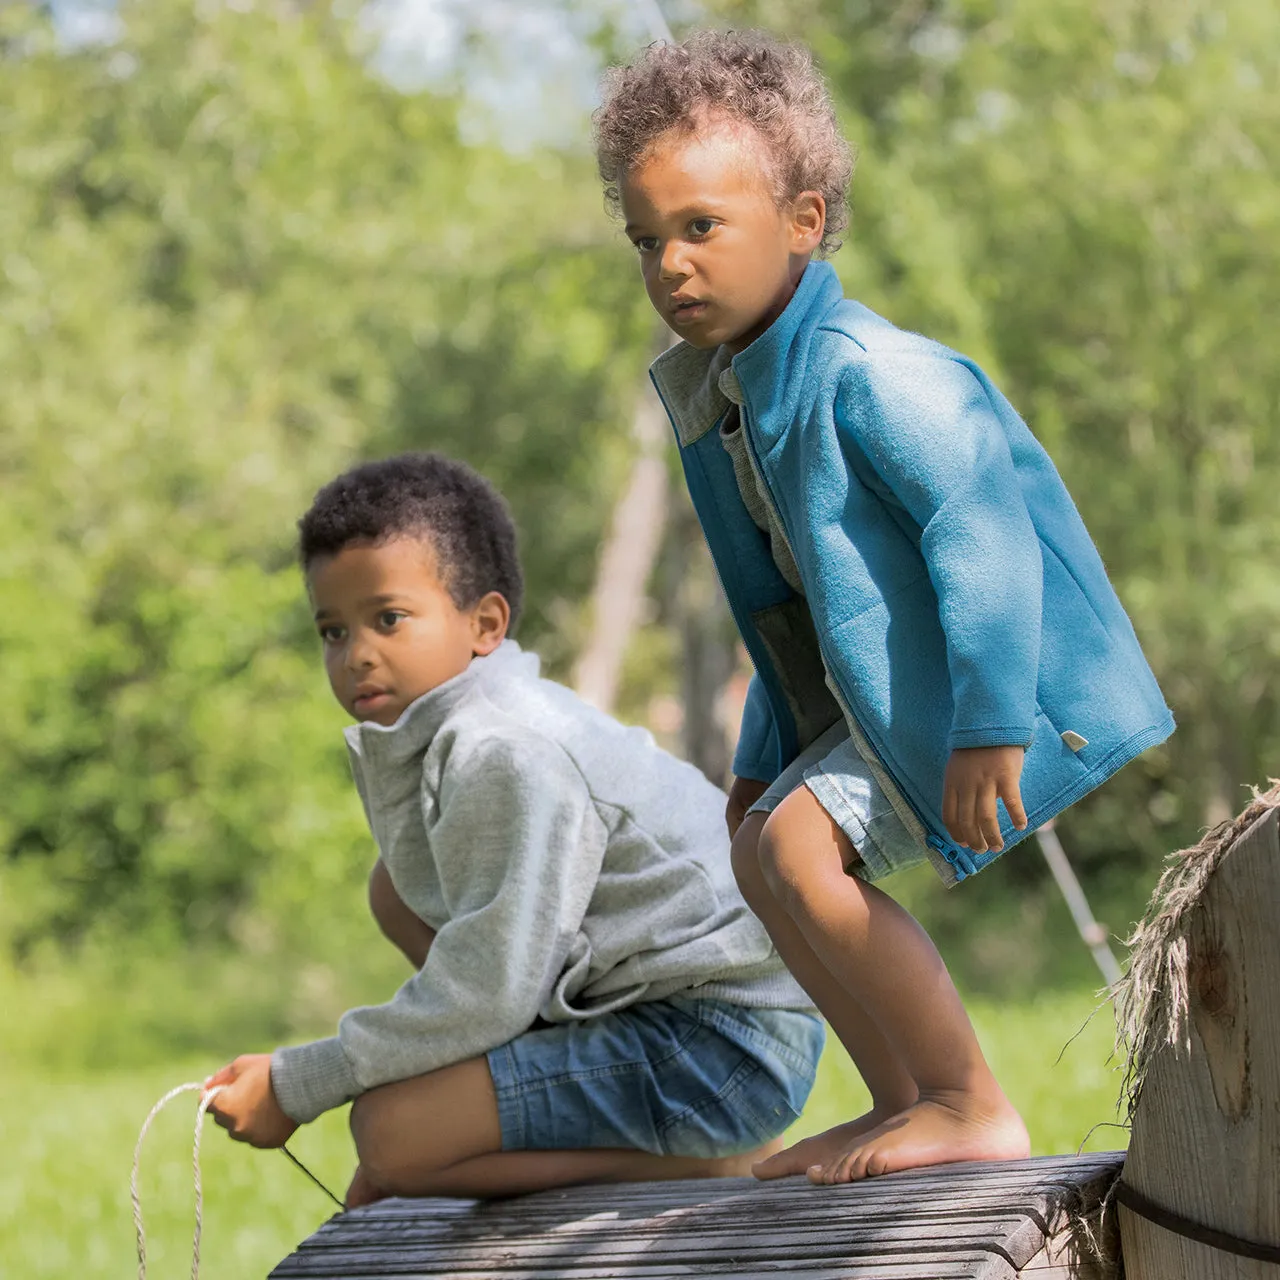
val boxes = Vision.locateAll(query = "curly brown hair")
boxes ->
[594,30,855,257]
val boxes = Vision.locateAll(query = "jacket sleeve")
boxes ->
[836,355,1043,750]
[732,672,782,782]
[270,735,606,1124]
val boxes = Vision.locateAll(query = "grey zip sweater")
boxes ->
[271,641,812,1124]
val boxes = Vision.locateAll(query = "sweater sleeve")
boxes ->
[836,355,1043,750]
[270,735,607,1124]
[732,673,782,782]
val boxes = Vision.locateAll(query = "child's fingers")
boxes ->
[955,787,986,853]
[942,784,964,847]
[1002,778,1028,831]
[206,1089,237,1131]
[977,780,1003,852]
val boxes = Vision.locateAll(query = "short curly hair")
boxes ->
[299,453,524,630]
[594,30,855,257]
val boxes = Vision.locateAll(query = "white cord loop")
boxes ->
[130,1082,224,1280]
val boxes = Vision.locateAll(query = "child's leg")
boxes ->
[731,812,919,1126]
[744,785,1028,1182]
[346,1057,777,1205]
[369,858,436,969]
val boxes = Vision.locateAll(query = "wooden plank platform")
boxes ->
[271,1152,1123,1279]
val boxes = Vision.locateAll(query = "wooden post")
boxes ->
[1120,805,1280,1278]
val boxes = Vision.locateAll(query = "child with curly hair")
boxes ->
[595,30,1173,1183]
[204,453,823,1204]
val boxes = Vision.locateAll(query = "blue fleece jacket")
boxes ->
[650,261,1173,882]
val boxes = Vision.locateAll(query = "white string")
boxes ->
[131,1081,224,1280]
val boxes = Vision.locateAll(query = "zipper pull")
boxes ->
[926,834,978,881]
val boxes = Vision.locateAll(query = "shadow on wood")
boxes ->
[271,1152,1122,1279]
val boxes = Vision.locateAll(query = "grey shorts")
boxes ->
[747,720,928,882]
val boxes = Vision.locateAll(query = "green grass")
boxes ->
[0,986,1125,1279]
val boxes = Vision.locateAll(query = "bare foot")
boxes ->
[808,1090,1029,1184]
[752,1109,894,1181]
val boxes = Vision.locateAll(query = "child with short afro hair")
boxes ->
[596,30,1172,1183]
[205,451,823,1204]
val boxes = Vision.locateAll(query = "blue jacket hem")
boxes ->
[1019,711,1176,837]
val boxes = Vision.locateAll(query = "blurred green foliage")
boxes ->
[1,0,1278,1048]
[0,0,652,966]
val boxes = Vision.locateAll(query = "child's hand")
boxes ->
[726,776,769,837]
[204,1054,299,1149]
[942,746,1028,853]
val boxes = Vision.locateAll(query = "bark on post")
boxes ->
[1117,796,1280,1279]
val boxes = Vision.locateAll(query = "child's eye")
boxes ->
[632,235,659,254]
[688,217,715,238]
[377,610,406,629]
[318,624,345,644]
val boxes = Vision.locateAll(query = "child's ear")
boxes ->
[790,191,826,254]
[470,591,510,656]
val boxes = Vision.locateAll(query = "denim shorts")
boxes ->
[486,996,825,1158]
[748,720,928,883]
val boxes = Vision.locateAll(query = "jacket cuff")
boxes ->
[947,725,1034,751]
[270,1038,360,1124]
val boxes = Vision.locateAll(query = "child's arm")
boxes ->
[726,775,769,837]
[836,357,1043,850]
[263,735,606,1127]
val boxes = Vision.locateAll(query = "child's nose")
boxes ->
[658,242,689,281]
[345,632,378,670]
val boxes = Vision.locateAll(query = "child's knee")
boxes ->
[755,809,805,908]
[757,797,851,912]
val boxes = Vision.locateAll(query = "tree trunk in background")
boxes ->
[573,324,739,787]
[673,503,738,787]
[571,374,670,712]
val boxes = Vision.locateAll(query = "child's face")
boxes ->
[307,537,507,726]
[618,119,825,354]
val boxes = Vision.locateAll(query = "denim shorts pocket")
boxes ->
[655,1001,825,1157]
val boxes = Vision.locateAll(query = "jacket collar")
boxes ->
[649,260,845,447]
[343,639,537,768]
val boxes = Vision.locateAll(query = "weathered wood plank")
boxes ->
[274,1260,998,1280]
[1120,806,1280,1280]
[326,1156,1119,1225]
[275,1243,1015,1278]
[273,1153,1122,1279]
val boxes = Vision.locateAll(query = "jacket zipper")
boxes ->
[734,395,978,880]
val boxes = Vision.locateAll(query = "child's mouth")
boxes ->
[672,300,707,323]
